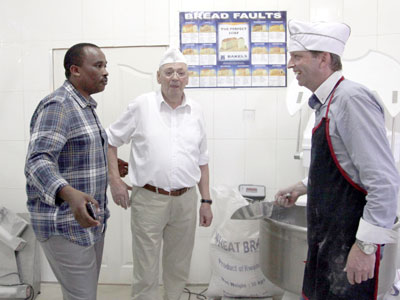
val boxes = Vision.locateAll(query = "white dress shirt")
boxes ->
[106,91,208,191]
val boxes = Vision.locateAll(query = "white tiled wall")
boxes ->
[2,0,400,283]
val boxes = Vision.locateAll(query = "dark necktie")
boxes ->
[308,94,319,109]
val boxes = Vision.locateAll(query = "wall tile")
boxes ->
[0,188,29,213]
[145,0,170,45]
[213,139,245,187]
[82,0,114,41]
[278,0,309,21]
[0,141,26,189]
[276,88,300,139]
[244,139,276,189]
[245,89,277,139]
[207,138,215,188]
[0,92,25,141]
[265,187,277,203]
[309,0,344,22]
[169,0,183,48]
[21,0,82,42]
[0,0,23,43]
[188,234,211,283]
[378,0,400,35]
[344,36,378,60]
[22,43,53,91]
[214,90,246,139]
[344,0,377,36]
[181,0,215,11]
[186,89,214,138]
[0,44,23,92]
[245,0,279,11]
[112,0,146,44]
[275,139,305,189]
[213,0,247,11]
[378,35,400,63]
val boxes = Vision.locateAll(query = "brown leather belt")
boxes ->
[143,184,190,196]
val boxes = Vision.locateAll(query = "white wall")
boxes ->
[2,0,400,282]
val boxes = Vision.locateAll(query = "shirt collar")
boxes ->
[64,80,98,108]
[314,71,343,106]
[156,90,191,111]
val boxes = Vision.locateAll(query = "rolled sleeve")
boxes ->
[356,218,398,244]
[25,102,70,207]
[106,104,136,147]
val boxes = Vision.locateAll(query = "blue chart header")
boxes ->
[179,11,287,88]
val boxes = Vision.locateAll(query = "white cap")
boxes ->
[159,47,187,67]
[288,19,351,57]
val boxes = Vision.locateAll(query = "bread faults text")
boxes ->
[184,12,283,21]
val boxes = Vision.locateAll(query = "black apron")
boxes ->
[302,77,381,300]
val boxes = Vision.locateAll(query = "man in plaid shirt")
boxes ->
[25,43,109,300]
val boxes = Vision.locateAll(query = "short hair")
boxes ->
[64,43,100,79]
[310,50,342,72]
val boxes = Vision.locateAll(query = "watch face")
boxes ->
[363,244,375,255]
[356,240,377,255]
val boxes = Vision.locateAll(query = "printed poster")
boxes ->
[180,11,287,88]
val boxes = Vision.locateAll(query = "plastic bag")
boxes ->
[0,206,28,251]
[206,186,283,298]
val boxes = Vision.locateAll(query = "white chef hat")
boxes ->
[288,19,351,57]
[159,47,187,67]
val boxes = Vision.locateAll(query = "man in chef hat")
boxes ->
[275,20,400,299]
[106,47,213,300]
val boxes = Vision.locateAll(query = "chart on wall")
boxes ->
[179,11,287,88]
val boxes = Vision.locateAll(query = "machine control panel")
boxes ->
[239,184,266,201]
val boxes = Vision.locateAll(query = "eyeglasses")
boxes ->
[162,70,187,78]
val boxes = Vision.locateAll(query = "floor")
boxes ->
[36,283,210,300]
[34,282,400,300]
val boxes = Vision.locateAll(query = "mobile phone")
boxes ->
[86,202,97,220]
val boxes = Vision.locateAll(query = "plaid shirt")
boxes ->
[25,80,109,246]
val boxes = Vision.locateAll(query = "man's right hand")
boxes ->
[110,179,132,209]
[274,181,307,207]
[57,185,100,228]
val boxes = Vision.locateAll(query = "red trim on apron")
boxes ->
[373,245,381,300]
[312,119,323,135]
[325,118,367,194]
[302,291,310,300]
[323,76,368,194]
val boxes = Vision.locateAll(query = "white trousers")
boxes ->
[130,187,197,300]
[40,234,104,300]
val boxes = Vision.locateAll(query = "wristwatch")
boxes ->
[355,239,377,255]
[201,199,212,205]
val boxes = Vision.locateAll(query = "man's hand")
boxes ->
[58,185,100,228]
[110,178,132,209]
[344,243,376,284]
[199,203,213,227]
[274,181,307,207]
[118,158,128,178]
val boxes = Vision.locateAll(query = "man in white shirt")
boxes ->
[275,20,399,300]
[106,48,213,300]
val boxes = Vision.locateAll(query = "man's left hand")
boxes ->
[199,203,213,227]
[344,243,376,284]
